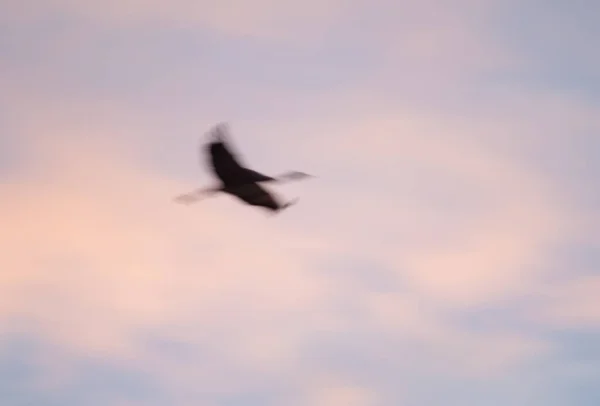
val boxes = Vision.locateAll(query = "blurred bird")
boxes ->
[175,123,312,213]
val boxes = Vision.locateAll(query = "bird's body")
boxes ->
[175,123,310,213]
[223,183,284,211]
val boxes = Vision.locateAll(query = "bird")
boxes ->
[175,123,312,213]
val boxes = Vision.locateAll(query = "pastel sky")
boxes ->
[1,0,599,405]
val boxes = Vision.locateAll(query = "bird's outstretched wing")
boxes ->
[202,123,247,183]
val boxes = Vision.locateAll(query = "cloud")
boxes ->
[0,123,330,357]
[281,108,570,308]
[4,0,353,41]
[529,275,600,329]
[0,97,563,404]
[1,0,599,402]
[0,0,520,72]
[305,383,378,406]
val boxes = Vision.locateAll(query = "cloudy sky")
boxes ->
[1,0,599,405]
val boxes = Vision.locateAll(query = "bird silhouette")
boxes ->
[175,123,312,213]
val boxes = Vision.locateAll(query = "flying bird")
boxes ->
[175,123,312,213]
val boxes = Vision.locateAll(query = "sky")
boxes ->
[0,0,599,405]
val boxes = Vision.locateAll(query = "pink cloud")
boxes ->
[1,0,597,401]
[0,126,332,359]
[0,104,559,391]
[304,383,378,406]
[281,109,570,308]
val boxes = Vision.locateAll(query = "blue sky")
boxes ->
[1,0,599,405]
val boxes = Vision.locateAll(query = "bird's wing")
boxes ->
[243,169,276,183]
[201,123,247,180]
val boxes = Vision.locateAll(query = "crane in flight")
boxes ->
[175,123,312,213]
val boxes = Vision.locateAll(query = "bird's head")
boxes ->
[281,171,313,181]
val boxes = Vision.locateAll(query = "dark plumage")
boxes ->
[175,123,311,213]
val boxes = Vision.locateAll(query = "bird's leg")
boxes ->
[282,198,299,210]
[266,198,299,218]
